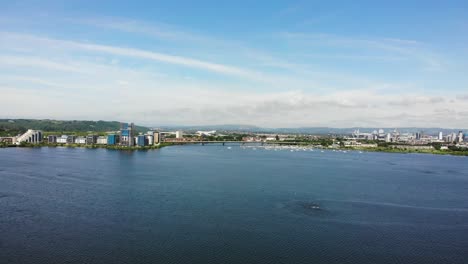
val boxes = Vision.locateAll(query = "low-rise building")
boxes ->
[57,135,68,144]
[86,135,98,145]
[96,136,107,145]
[75,137,86,144]
[66,136,76,144]
[107,134,120,145]
[48,135,57,143]
[0,137,17,144]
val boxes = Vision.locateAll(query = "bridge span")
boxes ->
[165,141,312,146]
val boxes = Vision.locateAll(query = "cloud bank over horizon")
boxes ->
[1,1,468,128]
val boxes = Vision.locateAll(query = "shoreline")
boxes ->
[0,142,174,151]
[346,147,468,157]
[1,142,468,156]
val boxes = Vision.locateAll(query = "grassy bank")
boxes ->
[347,146,468,156]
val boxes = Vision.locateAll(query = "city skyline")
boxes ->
[1,1,468,127]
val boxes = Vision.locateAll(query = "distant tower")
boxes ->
[438,132,443,140]
[451,132,457,143]
[386,133,391,142]
[458,131,464,143]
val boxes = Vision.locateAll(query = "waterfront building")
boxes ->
[66,136,76,144]
[48,135,57,143]
[96,136,107,145]
[120,123,135,146]
[137,135,146,146]
[107,134,120,145]
[0,137,17,144]
[153,132,160,145]
[15,129,43,145]
[176,130,183,139]
[86,135,98,145]
[146,134,154,145]
[56,135,68,144]
[75,137,86,144]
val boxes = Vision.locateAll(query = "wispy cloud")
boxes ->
[276,32,445,70]
[0,55,83,73]
[1,11,466,127]
[67,17,202,42]
[0,32,267,81]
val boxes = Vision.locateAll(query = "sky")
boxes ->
[1,0,468,128]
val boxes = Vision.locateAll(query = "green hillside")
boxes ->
[0,119,149,137]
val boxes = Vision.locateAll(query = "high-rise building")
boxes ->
[415,132,423,140]
[153,132,160,145]
[176,130,183,139]
[385,133,391,142]
[146,135,154,145]
[458,131,464,142]
[451,132,457,143]
[438,132,443,140]
[137,135,146,146]
[120,123,135,146]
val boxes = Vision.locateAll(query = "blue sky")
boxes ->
[1,0,468,127]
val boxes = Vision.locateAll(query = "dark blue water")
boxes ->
[1,146,468,264]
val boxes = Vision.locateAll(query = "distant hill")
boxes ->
[153,124,262,132]
[0,119,149,136]
[154,125,467,136]
[1,119,465,137]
